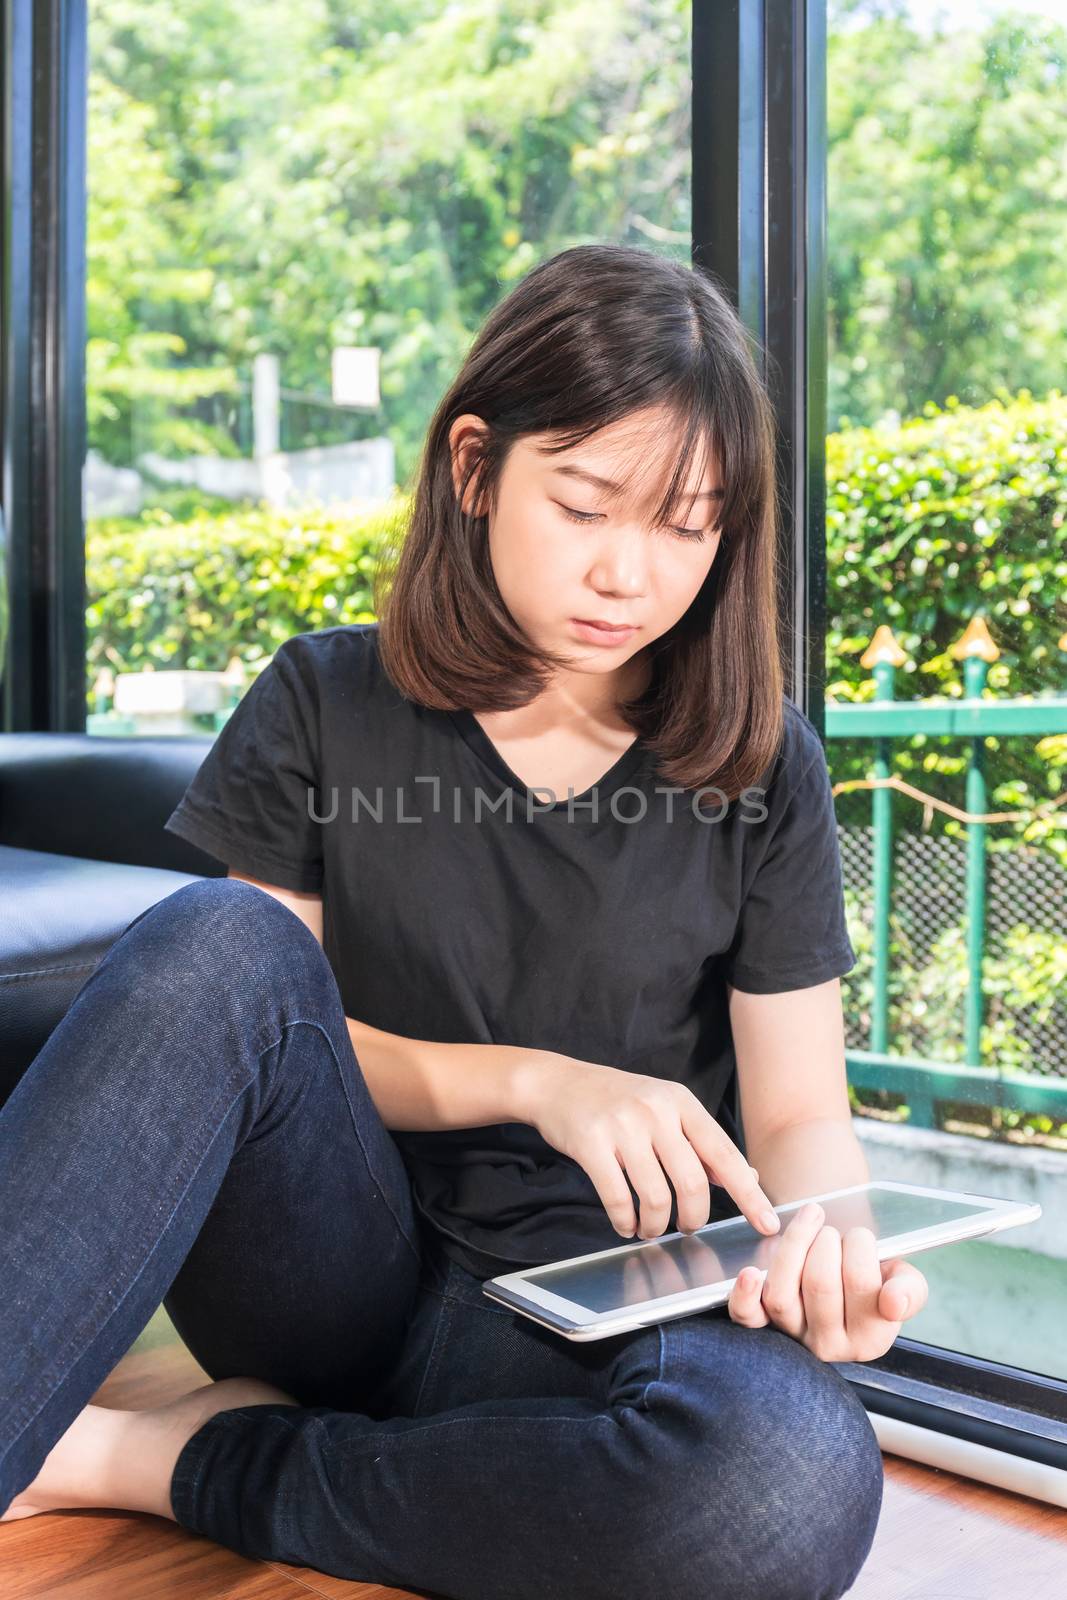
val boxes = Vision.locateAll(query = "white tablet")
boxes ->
[481,1179,1042,1342]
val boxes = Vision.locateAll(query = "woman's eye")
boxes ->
[556,503,706,543]
[557,503,600,525]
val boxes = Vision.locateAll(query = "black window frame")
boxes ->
[693,0,1067,1463]
[1,0,87,733]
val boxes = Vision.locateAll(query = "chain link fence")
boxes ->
[838,821,1067,1078]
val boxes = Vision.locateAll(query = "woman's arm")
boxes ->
[223,872,784,1234]
[728,978,870,1209]
[741,1116,870,1209]
[345,1014,550,1133]
[725,979,930,1356]
[226,868,550,1134]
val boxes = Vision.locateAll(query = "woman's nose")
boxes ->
[587,529,649,597]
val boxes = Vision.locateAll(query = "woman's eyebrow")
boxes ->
[550,464,724,498]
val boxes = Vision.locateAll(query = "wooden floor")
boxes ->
[2,1311,1064,1599]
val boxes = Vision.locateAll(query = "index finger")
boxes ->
[680,1103,781,1236]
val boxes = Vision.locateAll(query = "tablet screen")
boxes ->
[519,1186,987,1315]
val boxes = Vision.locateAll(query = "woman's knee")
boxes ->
[123,876,326,985]
[112,876,333,1016]
[612,1325,884,1600]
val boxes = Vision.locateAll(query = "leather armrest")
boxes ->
[0,843,205,1105]
[0,731,221,876]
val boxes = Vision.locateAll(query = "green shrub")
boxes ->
[86,492,411,686]
[825,389,1067,862]
[88,387,1067,690]
[826,387,1067,700]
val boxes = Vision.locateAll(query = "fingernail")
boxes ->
[900,1296,910,1316]
[760,1209,779,1231]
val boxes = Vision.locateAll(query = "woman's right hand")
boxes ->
[520,1052,782,1243]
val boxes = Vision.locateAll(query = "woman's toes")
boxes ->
[1,1493,46,1522]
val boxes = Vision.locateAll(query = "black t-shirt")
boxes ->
[164,622,856,1280]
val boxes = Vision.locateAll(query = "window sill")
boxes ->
[837,1340,1067,1510]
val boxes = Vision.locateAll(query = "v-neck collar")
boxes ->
[446,708,649,814]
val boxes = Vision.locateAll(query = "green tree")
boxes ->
[828,1,1067,427]
[87,72,236,464]
[88,0,691,483]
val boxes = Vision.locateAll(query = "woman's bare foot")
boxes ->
[1,1376,299,1524]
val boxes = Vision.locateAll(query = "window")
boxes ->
[4,0,1064,1473]
[827,0,1067,1383]
[82,0,693,737]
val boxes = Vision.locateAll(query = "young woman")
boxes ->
[0,244,927,1598]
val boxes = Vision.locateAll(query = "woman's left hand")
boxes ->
[727,1200,930,1362]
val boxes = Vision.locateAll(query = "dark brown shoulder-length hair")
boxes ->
[372,242,789,805]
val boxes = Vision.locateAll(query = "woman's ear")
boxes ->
[448,414,491,517]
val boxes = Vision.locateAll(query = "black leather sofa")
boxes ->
[0,732,223,1107]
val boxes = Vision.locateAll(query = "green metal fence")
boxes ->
[827,615,1067,1131]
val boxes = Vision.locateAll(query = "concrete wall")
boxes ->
[84,436,396,517]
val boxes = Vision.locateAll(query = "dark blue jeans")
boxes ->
[0,877,884,1599]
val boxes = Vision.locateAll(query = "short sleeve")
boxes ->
[163,638,324,893]
[724,732,856,994]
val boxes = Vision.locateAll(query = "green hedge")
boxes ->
[826,388,1067,701]
[89,390,1067,684]
[86,488,410,682]
[821,390,1067,861]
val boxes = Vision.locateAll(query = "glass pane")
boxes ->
[84,0,692,737]
[827,0,1067,1378]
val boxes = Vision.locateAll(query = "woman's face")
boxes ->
[450,404,724,676]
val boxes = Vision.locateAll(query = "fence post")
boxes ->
[212,656,248,732]
[859,625,907,1059]
[253,354,281,459]
[92,666,114,717]
[950,614,1000,1070]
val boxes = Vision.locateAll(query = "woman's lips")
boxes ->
[571,618,639,645]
